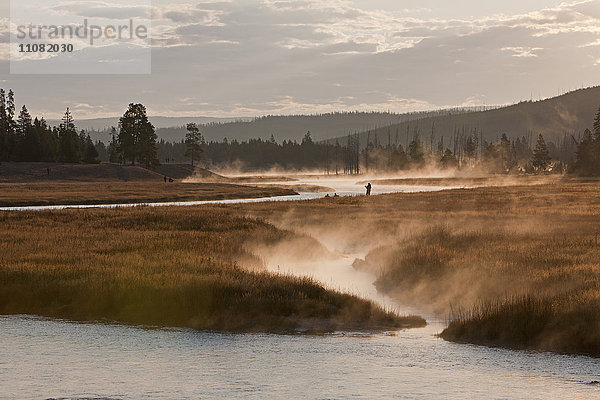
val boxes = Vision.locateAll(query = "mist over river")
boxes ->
[3,252,600,399]
[2,176,599,399]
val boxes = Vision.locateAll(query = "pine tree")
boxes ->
[532,134,551,172]
[593,106,600,139]
[575,106,600,175]
[35,117,59,162]
[118,103,158,167]
[83,134,99,163]
[0,89,6,160]
[440,148,458,169]
[575,128,596,175]
[17,105,32,135]
[59,108,80,163]
[184,122,203,166]
[107,126,121,163]
[0,89,17,160]
[15,105,36,161]
[301,131,313,146]
[464,135,477,162]
[118,106,138,164]
[389,144,409,170]
[408,137,425,166]
[137,119,158,168]
[7,90,16,157]
[499,133,516,172]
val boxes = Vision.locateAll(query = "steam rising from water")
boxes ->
[266,250,399,312]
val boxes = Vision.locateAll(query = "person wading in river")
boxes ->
[365,183,372,196]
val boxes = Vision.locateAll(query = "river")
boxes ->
[0,176,460,211]
[2,177,600,399]
[2,313,599,399]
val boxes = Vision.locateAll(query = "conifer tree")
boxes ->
[15,105,36,161]
[0,89,6,160]
[59,108,80,163]
[184,122,203,166]
[0,89,16,160]
[440,148,458,169]
[594,106,600,139]
[499,133,516,172]
[532,134,551,172]
[408,137,425,166]
[301,131,314,146]
[118,103,158,167]
[83,134,99,163]
[17,105,32,135]
[107,126,121,163]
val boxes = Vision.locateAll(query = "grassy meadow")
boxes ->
[5,171,600,353]
[0,206,423,333]
[0,162,296,207]
[0,181,296,207]
[227,177,600,355]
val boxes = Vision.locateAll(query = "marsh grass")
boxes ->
[0,207,423,333]
[0,181,296,207]
[233,179,600,354]
[354,223,600,354]
[441,294,600,355]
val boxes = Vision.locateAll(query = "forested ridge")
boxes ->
[2,87,600,176]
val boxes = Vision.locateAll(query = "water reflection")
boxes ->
[1,315,599,400]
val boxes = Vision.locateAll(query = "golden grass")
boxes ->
[0,206,423,333]
[0,181,296,207]
[5,174,600,350]
[224,177,600,354]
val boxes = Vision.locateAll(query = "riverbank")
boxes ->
[0,207,424,333]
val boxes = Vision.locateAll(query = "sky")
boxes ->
[1,0,599,119]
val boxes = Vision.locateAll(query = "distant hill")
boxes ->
[325,86,600,149]
[54,110,491,144]
[49,86,600,146]
[153,109,491,143]
[0,162,208,182]
[47,116,251,139]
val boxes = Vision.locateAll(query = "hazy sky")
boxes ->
[1,0,599,118]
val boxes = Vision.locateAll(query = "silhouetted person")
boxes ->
[325,193,330,198]
[164,175,167,183]
[46,168,50,176]
[365,183,372,196]
[333,193,339,197]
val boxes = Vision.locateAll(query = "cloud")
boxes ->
[3,0,600,119]
[501,46,543,57]
[49,1,152,20]
[580,38,600,47]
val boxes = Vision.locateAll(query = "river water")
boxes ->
[0,176,457,211]
[2,177,600,399]
[2,314,600,400]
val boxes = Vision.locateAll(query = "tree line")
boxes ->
[572,106,600,176]
[150,129,559,174]
[0,89,159,167]
[156,110,600,175]
[1,87,599,176]
[0,89,99,163]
